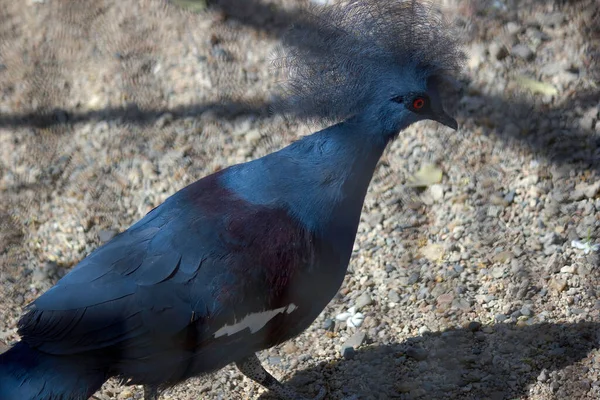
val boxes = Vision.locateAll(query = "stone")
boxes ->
[407,272,420,285]
[466,321,482,332]
[282,342,298,354]
[355,292,373,310]
[31,262,59,288]
[574,181,600,199]
[528,28,551,43]
[388,290,400,303]
[340,330,366,358]
[545,253,562,273]
[421,243,444,261]
[538,12,565,27]
[550,278,567,293]
[406,346,428,361]
[520,306,533,317]
[495,314,508,323]
[418,326,430,335]
[512,44,535,61]
[504,190,516,204]
[322,318,334,331]
[468,42,486,69]
[342,346,356,359]
[489,41,509,60]
[580,107,598,131]
[560,265,577,274]
[505,22,522,36]
[452,297,472,311]
[487,206,502,218]
[491,267,505,278]
[430,184,444,202]
[98,229,117,243]
[268,356,282,365]
[244,129,261,144]
[437,292,454,305]
[118,389,135,399]
[396,382,415,393]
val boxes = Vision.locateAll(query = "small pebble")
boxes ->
[341,346,355,360]
[560,265,577,274]
[354,292,373,310]
[406,346,428,361]
[520,306,533,317]
[512,44,535,61]
[282,342,298,354]
[495,314,508,323]
[267,356,282,365]
[489,41,508,60]
[340,330,366,356]
[98,229,117,243]
[322,318,334,331]
[466,321,482,332]
[388,290,400,303]
[429,184,444,202]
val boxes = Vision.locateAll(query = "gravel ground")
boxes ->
[1,0,599,399]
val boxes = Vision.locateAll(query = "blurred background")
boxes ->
[0,0,599,398]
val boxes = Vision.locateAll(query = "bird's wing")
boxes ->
[18,173,316,358]
[18,197,204,355]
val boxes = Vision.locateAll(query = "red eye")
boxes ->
[413,98,425,109]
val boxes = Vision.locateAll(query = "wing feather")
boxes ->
[17,173,317,375]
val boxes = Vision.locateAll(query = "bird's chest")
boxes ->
[258,236,352,347]
[207,203,355,349]
[212,237,350,351]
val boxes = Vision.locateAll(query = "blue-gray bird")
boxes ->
[0,1,463,399]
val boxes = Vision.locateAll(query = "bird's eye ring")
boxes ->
[413,97,425,109]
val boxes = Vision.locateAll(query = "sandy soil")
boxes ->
[1,0,599,399]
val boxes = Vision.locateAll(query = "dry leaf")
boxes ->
[171,0,207,12]
[515,75,559,96]
[406,164,443,187]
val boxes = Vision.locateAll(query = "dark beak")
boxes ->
[435,111,458,130]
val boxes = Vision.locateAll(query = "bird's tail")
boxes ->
[0,341,107,400]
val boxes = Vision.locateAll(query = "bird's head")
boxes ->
[273,0,465,138]
[361,69,459,139]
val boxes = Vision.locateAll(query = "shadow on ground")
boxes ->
[258,322,599,399]
[451,88,599,171]
[0,0,596,170]
[0,99,267,130]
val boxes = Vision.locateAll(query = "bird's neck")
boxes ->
[223,118,391,246]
